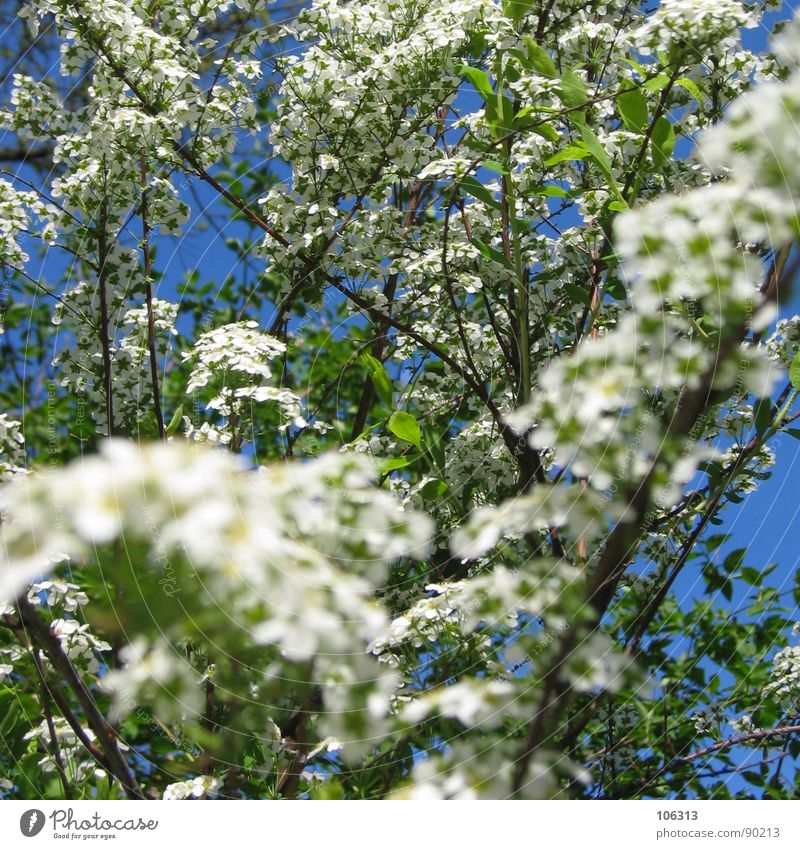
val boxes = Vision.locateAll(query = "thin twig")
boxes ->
[139,155,165,439]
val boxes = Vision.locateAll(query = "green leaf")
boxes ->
[623,57,648,76]
[388,411,422,449]
[544,143,589,166]
[482,159,509,175]
[0,694,20,739]
[675,76,704,104]
[420,479,449,500]
[71,420,97,439]
[524,36,557,78]
[754,398,773,435]
[360,353,394,404]
[618,87,648,134]
[512,112,560,141]
[505,0,535,27]
[535,184,569,198]
[562,282,590,305]
[604,277,627,300]
[165,404,184,437]
[531,123,560,143]
[560,68,588,109]
[578,123,613,176]
[789,353,800,388]
[459,175,501,210]
[723,548,746,574]
[740,566,763,586]
[505,47,532,72]
[310,780,345,800]
[457,64,494,101]
[643,73,671,92]
[721,578,733,600]
[423,426,447,472]
[379,456,414,473]
[495,94,515,135]
[472,237,515,271]
[742,770,765,787]
[576,123,624,200]
[650,116,676,167]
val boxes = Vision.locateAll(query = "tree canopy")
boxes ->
[2,0,800,800]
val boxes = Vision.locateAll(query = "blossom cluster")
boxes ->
[163,775,222,800]
[0,414,25,481]
[183,321,304,431]
[0,439,433,760]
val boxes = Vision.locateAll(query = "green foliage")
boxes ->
[387,411,422,449]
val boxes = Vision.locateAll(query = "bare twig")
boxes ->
[139,155,165,439]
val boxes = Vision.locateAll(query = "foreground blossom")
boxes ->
[1,0,799,802]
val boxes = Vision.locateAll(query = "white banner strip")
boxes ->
[1,800,798,848]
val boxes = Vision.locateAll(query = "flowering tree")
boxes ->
[1,0,800,800]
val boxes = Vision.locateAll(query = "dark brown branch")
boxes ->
[650,724,800,786]
[96,189,115,437]
[32,649,74,799]
[0,611,114,778]
[12,597,143,799]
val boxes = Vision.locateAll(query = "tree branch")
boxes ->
[12,598,143,799]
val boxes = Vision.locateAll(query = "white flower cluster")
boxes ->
[691,703,725,735]
[185,321,285,393]
[181,420,232,446]
[1,578,106,681]
[765,645,800,706]
[0,439,433,752]
[636,0,755,53]
[50,249,177,436]
[371,561,580,665]
[5,0,272,441]
[24,717,121,783]
[450,483,608,559]
[101,637,201,723]
[49,618,111,676]
[15,0,263,188]
[0,440,432,646]
[0,0,797,799]
[402,678,518,728]
[0,578,99,682]
[0,414,25,480]
[370,587,465,657]
[0,645,21,683]
[394,738,587,800]
[765,315,800,366]
[114,299,179,429]
[163,775,222,800]
[0,179,57,266]
[28,580,88,613]
[260,0,509,282]
[183,321,304,427]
